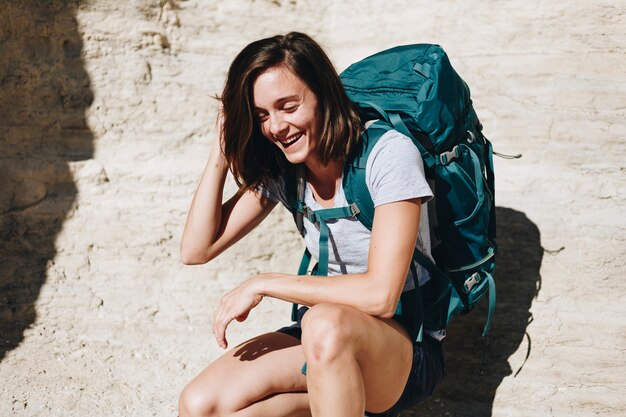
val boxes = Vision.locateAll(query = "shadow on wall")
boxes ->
[0,0,93,361]
[402,207,543,417]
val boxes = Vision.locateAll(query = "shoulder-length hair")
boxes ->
[221,32,362,190]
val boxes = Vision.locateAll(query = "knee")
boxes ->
[178,381,219,417]
[301,303,360,363]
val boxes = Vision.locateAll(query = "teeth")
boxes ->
[280,133,302,146]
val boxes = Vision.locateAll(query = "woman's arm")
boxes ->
[180,139,277,265]
[212,198,421,348]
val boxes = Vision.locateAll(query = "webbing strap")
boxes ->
[294,201,359,277]
[291,205,359,321]
[295,164,306,235]
[294,205,359,376]
[481,272,496,336]
[313,206,357,276]
[486,140,495,197]
[407,264,424,343]
[358,101,436,169]
[411,248,447,283]
[318,221,331,277]
[485,139,497,240]
[291,248,313,321]
[298,248,312,275]
[439,145,485,229]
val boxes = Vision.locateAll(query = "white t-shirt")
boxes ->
[259,128,435,292]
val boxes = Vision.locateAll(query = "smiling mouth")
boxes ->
[279,132,303,148]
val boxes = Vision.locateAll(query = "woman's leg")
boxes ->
[301,303,413,417]
[232,393,310,417]
[179,332,309,417]
[180,305,415,417]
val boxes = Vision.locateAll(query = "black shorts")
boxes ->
[276,307,446,417]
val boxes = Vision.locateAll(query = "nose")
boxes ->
[268,112,289,139]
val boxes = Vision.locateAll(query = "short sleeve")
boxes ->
[256,181,280,203]
[365,130,433,207]
[256,176,294,213]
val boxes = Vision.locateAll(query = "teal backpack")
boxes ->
[290,43,497,342]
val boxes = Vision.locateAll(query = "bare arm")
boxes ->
[212,198,422,348]
[180,139,276,265]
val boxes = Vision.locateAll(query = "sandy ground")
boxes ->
[0,0,624,416]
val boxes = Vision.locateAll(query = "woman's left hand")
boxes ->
[212,276,264,349]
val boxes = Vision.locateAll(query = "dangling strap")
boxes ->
[485,139,497,241]
[481,271,496,336]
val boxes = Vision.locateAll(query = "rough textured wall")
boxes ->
[0,0,93,360]
[0,1,625,416]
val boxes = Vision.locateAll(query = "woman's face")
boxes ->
[253,65,322,166]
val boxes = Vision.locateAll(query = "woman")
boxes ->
[179,32,445,417]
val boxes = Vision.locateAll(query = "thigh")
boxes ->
[183,332,308,413]
[302,304,414,414]
[354,313,414,413]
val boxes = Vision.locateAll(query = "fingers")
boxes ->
[212,297,231,349]
[211,281,262,349]
[212,314,229,349]
[215,319,229,349]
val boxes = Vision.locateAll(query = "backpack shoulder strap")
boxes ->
[294,164,306,235]
[282,163,307,237]
[343,120,394,230]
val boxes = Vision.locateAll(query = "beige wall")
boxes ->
[1,1,624,416]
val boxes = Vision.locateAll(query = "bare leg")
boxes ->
[180,307,413,417]
[232,392,311,417]
[179,332,308,417]
[301,303,413,417]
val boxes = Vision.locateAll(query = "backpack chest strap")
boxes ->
[294,200,360,277]
[290,202,360,324]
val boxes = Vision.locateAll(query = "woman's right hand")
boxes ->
[180,104,277,265]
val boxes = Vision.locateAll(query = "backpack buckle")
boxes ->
[463,272,482,293]
[300,205,317,224]
[349,203,360,217]
[439,145,460,165]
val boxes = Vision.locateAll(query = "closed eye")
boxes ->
[283,104,299,112]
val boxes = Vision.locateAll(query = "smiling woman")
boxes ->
[253,66,322,165]
[179,32,445,417]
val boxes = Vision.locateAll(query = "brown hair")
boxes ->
[220,32,362,190]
